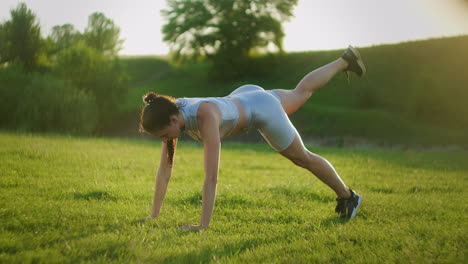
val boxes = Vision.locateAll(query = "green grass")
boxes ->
[1,132,467,263]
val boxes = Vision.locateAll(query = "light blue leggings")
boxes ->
[228,84,298,151]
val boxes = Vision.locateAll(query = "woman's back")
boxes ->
[176,97,239,140]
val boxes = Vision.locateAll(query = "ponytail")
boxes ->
[167,138,176,167]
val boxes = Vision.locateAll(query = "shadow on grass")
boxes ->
[369,187,396,194]
[167,215,355,263]
[73,191,117,201]
[265,186,334,203]
[320,217,349,228]
[173,192,255,208]
[406,186,462,194]
[163,237,263,263]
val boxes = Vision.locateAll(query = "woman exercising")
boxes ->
[139,46,366,230]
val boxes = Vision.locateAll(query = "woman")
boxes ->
[139,46,366,230]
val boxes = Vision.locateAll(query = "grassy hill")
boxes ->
[120,36,468,146]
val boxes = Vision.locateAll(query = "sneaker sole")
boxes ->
[348,46,367,77]
[349,195,362,220]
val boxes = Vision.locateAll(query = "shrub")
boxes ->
[0,66,98,134]
[54,42,127,131]
[0,65,31,128]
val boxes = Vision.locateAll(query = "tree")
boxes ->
[161,0,298,64]
[49,24,81,54]
[0,3,43,71]
[54,41,127,131]
[83,12,123,56]
[0,24,8,64]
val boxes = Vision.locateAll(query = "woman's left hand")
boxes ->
[179,224,205,231]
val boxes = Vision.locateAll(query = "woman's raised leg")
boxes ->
[273,46,366,115]
[274,58,348,115]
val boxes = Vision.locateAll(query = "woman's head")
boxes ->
[140,92,181,167]
[139,92,181,138]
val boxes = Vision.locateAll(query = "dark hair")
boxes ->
[139,92,179,166]
[139,92,179,132]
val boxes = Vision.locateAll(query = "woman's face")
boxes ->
[150,115,181,141]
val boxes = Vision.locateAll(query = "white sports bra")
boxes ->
[176,97,239,141]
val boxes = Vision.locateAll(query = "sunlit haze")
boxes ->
[1,0,467,55]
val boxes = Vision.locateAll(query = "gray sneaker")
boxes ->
[335,189,362,220]
[341,46,367,79]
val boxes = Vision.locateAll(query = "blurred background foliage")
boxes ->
[0,3,126,135]
[0,2,466,146]
[162,0,298,79]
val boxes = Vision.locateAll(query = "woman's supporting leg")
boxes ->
[279,135,351,199]
[274,58,348,115]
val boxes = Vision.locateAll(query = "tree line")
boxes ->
[0,1,298,135]
[0,3,126,135]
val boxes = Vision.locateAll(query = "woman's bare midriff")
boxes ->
[226,98,247,137]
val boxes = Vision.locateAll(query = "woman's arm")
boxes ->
[151,139,177,218]
[180,103,221,230]
[199,118,220,228]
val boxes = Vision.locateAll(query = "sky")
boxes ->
[1,0,467,55]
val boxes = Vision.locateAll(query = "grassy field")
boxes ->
[1,132,466,263]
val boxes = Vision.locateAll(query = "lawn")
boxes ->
[0,132,466,263]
